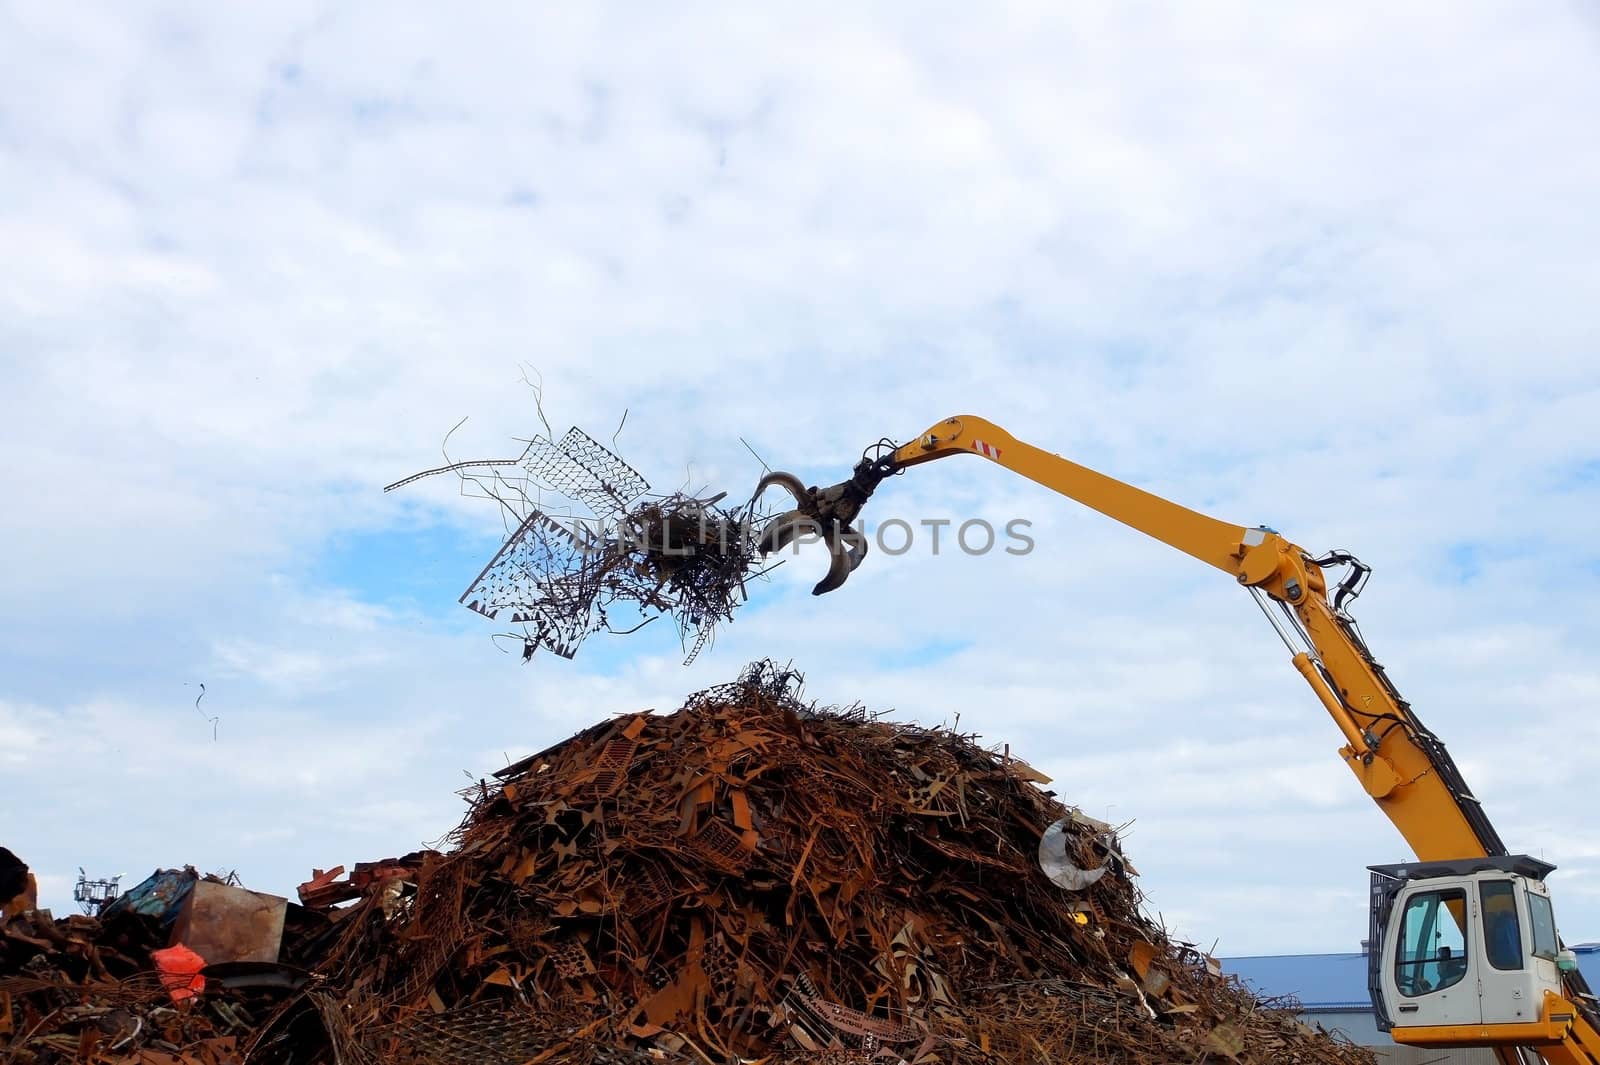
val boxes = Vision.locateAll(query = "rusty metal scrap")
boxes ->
[458,492,759,664]
[389,424,776,664]
[293,662,1374,1064]
[3,664,1376,1064]
[0,910,300,1065]
[169,884,286,968]
[295,854,431,910]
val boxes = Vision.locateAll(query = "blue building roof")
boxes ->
[1222,952,1373,1011]
[1222,943,1600,1013]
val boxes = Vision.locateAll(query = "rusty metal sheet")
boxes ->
[170,881,287,965]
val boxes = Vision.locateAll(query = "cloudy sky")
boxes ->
[2,3,1598,957]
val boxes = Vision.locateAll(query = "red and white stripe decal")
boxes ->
[972,439,1002,460]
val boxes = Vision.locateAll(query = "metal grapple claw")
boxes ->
[751,457,892,596]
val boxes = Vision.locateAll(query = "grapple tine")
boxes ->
[815,537,855,596]
[750,457,892,595]
[754,470,809,506]
[757,513,821,555]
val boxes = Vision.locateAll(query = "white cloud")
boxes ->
[0,701,48,766]
[0,1,1597,957]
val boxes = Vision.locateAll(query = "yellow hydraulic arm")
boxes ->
[767,415,1599,1064]
[892,417,1480,855]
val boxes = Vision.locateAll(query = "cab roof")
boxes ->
[1368,855,1556,882]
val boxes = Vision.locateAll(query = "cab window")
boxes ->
[1396,889,1469,996]
[1528,892,1560,961]
[1480,881,1524,970]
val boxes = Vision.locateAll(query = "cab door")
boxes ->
[1478,879,1535,1025]
[1478,877,1567,1026]
[1387,882,1482,1029]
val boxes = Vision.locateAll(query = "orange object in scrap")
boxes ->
[151,943,206,1002]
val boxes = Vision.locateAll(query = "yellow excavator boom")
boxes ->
[893,416,1486,860]
[756,414,1600,1063]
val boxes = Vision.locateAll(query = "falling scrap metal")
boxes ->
[387,424,772,664]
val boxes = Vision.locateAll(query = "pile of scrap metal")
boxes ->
[1,866,338,1064]
[2,664,1374,1064]
[307,663,1374,1064]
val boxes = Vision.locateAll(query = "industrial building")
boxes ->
[1225,944,1600,1063]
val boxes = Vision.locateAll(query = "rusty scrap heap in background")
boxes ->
[386,424,770,664]
[2,664,1373,1063]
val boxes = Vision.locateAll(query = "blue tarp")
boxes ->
[99,867,198,927]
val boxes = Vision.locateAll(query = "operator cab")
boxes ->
[1369,855,1582,1047]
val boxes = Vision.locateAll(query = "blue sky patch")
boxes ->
[873,637,974,670]
[312,522,503,615]
[1558,459,1600,490]
[1446,541,1482,583]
